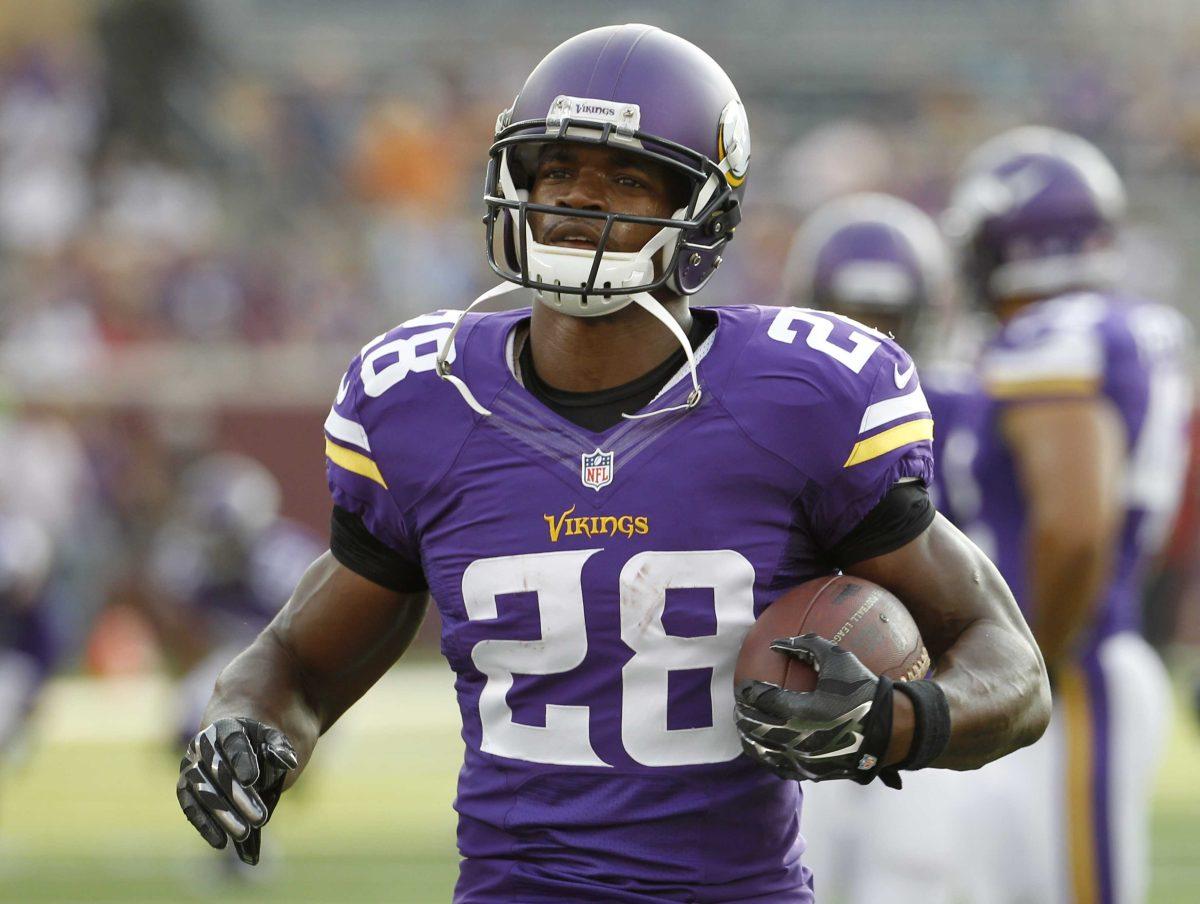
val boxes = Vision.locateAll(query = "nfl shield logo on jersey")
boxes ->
[581,449,614,491]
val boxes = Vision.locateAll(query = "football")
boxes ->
[735,575,931,693]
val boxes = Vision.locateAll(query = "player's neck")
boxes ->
[527,296,693,392]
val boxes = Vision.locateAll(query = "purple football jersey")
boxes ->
[324,304,935,903]
[921,365,999,561]
[932,293,1192,650]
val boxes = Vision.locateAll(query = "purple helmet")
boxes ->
[483,24,750,314]
[943,126,1125,305]
[782,193,951,329]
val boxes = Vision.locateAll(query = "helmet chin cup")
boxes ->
[528,244,640,316]
[522,220,677,318]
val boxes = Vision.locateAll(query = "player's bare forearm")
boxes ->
[201,552,428,788]
[203,632,324,787]
[1026,521,1114,666]
[1002,399,1124,668]
[848,514,1050,770]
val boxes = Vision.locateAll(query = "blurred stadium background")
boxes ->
[1,1,1199,901]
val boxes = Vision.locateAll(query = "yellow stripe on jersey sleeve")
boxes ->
[325,438,388,489]
[843,418,934,468]
[987,376,1101,400]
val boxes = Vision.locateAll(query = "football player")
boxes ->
[0,514,56,760]
[175,25,1050,902]
[142,453,323,749]
[779,192,953,354]
[780,192,989,903]
[936,126,1191,904]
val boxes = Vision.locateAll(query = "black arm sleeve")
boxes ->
[329,505,428,593]
[827,481,935,570]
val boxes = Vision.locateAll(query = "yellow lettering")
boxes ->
[543,508,650,541]
[544,505,576,542]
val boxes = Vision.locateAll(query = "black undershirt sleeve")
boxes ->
[329,505,428,593]
[826,481,936,570]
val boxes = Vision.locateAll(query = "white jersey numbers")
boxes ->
[767,307,882,374]
[618,550,757,766]
[360,311,460,398]
[463,549,606,767]
[462,549,757,768]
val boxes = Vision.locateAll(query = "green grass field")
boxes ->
[2,663,1197,903]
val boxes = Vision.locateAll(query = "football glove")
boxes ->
[735,634,900,788]
[176,717,298,865]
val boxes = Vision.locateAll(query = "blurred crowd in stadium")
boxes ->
[3,0,1200,758]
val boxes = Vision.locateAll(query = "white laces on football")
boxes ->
[435,284,702,420]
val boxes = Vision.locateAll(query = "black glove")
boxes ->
[176,717,298,865]
[735,634,900,788]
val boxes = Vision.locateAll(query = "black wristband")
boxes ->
[852,676,903,789]
[893,679,951,772]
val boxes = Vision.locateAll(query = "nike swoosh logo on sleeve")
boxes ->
[894,362,916,389]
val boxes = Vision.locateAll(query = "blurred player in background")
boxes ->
[0,514,55,763]
[937,126,1192,904]
[779,192,956,360]
[780,192,985,902]
[1139,410,1200,733]
[173,24,1050,903]
[141,453,322,747]
[1141,411,1200,653]
[141,452,321,875]
[0,405,102,798]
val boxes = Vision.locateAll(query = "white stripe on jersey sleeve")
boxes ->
[324,407,371,452]
[983,329,1103,385]
[859,384,931,434]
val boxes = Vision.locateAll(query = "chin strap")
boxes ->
[620,292,702,420]
[435,281,524,417]
[435,284,703,422]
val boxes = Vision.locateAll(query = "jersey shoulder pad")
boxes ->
[729,306,933,469]
[324,310,479,548]
[982,292,1113,400]
[726,306,935,546]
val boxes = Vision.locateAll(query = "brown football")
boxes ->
[735,575,930,693]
